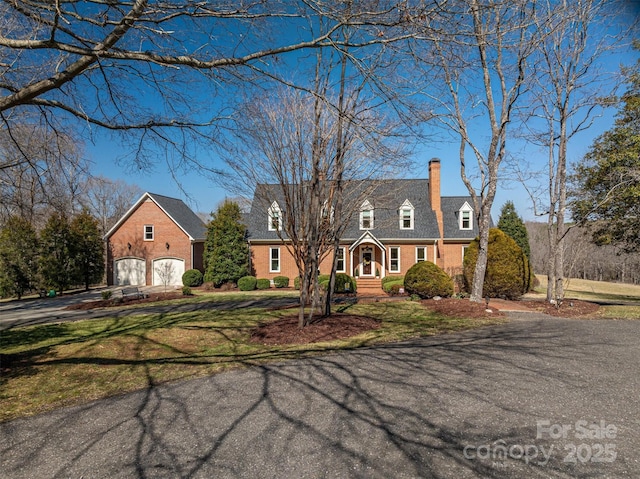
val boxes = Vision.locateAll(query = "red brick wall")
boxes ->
[250,242,447,280]
[106,199,198,285]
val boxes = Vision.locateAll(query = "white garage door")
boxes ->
[152,258,185,287]
[115,258,146,286]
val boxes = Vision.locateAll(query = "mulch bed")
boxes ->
[250,314,381,345]
[518,299,600,317]
[423,298,506,318]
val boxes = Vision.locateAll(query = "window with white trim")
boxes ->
[268,201,282,231]
[462,245,469,263]
[459,203,473,230]
[359,200,374,230]
[270,247,280,272]
[144,225,154,241]
[389,246,400,273]
[416,246,426,263]
[399,199,414,230]
[336,247,346,273]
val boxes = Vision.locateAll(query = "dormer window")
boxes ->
[459,202,473,230]
[268,201,282,231]
[360,200,374,230]
[399,199,414,230]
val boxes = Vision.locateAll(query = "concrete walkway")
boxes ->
[2,316,639,478]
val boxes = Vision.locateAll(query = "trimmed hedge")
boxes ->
[463,228,530,300]
[256,278,271,290]
[295,274,356,293]
[404,261,454,299]
[382,275,404,287]
[273,276,289,288]
[238,275,257,291]
[182,269,203,287]
[382,278,404,293]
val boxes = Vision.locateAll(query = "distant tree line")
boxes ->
[526,222,640,285]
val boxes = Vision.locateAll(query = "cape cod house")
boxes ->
[105,192,207,286]
[244,160,480,292]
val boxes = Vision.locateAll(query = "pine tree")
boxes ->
[70,209,105,290]
[0,216,39,299]
[572,46,640,253]
[204,200,250,287]
[497,201,531,259]
[39,212,75,294]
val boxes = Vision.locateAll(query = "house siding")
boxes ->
[107,199,196,285]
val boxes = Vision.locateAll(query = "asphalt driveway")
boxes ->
[2,315,639,478]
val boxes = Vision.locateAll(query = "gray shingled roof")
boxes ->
[147,193,207,241]
[441,196,481,239]
[245,180,478,241]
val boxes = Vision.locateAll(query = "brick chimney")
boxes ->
[429,159,444,238]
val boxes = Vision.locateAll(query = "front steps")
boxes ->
[356,278,383,296]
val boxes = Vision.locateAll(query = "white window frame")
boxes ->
[399,199,414,230]
[336,247,346,273]
[269,247,280,273]
[268,201,282,231]
[359,200,374,230]
[462,245,469,263]
[416,246,426,263]
[459,202,473,230]
[389,246,401,273]
[144,225,154,241]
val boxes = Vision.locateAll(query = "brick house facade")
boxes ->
[244,160,481,289]
[105,193,206,286]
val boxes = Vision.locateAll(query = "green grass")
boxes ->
[0,296,504,422]
[534,275,640,301]
[532,275,640,319]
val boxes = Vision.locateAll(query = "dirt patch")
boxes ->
[250,313,381,345]
[65,292,184,310]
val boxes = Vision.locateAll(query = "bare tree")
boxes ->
[0,124,89,227]
[408,0,535,302]
[0,1,413,172]
[515,0,623,304]
[81,176,142,235]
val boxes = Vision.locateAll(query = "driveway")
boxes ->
[1,316,639,478]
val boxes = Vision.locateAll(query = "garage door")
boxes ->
[115,258,146,286]
[152,258,185,287]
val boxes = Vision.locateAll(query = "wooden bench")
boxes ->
[121,286,146,299]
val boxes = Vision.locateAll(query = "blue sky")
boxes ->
[84,93,625,223]
[83,7,638,223]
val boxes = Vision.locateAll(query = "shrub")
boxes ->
[256,278,271,290]
[182,269,204,287]
[404,261,454,299]
[238,275,257,291]
[388,284,403,296]
[182,286,193,296]
[382,275,404,287]
[382,279,404,294]
[294,276,300,290]
[101,290,113,300]
[333,273,356,293]
[463,228,530,300]
[273,276,289,288]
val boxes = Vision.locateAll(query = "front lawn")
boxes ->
[0,296,505,422]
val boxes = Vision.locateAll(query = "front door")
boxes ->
[361,247,373,276]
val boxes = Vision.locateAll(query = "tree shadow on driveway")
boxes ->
[2,317,639,478]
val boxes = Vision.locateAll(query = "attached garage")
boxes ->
[152,258,185,286]
[114,258,146,286]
